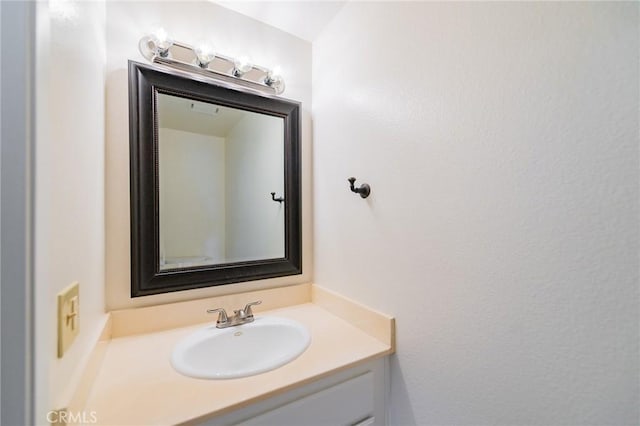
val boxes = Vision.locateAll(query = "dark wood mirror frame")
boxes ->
[129,61,302,297]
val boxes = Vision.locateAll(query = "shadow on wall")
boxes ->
[104,68,130,306]
[389,355,417,425]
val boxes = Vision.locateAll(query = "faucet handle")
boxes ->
[206,307,229,325]
[243,300,262,317]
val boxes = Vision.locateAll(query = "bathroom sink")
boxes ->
[170,316,311,379]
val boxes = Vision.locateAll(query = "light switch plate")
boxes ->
[57,282,79,358]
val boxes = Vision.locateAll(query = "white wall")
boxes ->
[226,113,285,262]
[105,1,312,309]
[159,128,226,264]
[312,2,639,425]
[35,0,108,418]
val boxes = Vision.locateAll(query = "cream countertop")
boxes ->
[80,286,395,426]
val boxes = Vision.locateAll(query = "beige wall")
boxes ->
[312,2,639,424]
[35,0,108,418]
[105,1,312,309]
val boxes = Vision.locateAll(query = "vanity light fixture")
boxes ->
[137,32,286,95]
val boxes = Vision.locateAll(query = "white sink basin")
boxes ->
[170,316,311,379]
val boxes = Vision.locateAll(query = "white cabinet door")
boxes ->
[238,372,374,426]
[199,358,388,426]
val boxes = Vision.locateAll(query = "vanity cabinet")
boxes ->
[197,358,388,426]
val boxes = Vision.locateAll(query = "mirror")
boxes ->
[129,61,301,297]
[157,93,285,269]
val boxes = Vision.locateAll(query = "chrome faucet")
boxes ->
[207,300,262,329]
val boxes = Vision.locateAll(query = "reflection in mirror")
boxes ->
[157,93,285,270]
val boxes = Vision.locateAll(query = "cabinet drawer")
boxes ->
[237,372,375,426]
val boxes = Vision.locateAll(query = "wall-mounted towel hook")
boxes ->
[270,192,284,203]
[348,177,371,199]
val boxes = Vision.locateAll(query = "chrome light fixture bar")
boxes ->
[138,32,285,95]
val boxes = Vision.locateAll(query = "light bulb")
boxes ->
[264,66,285,95]
[194,41,216,68]
[150,26,173,57]
[264,66,281,84]
[233,56,253,77]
